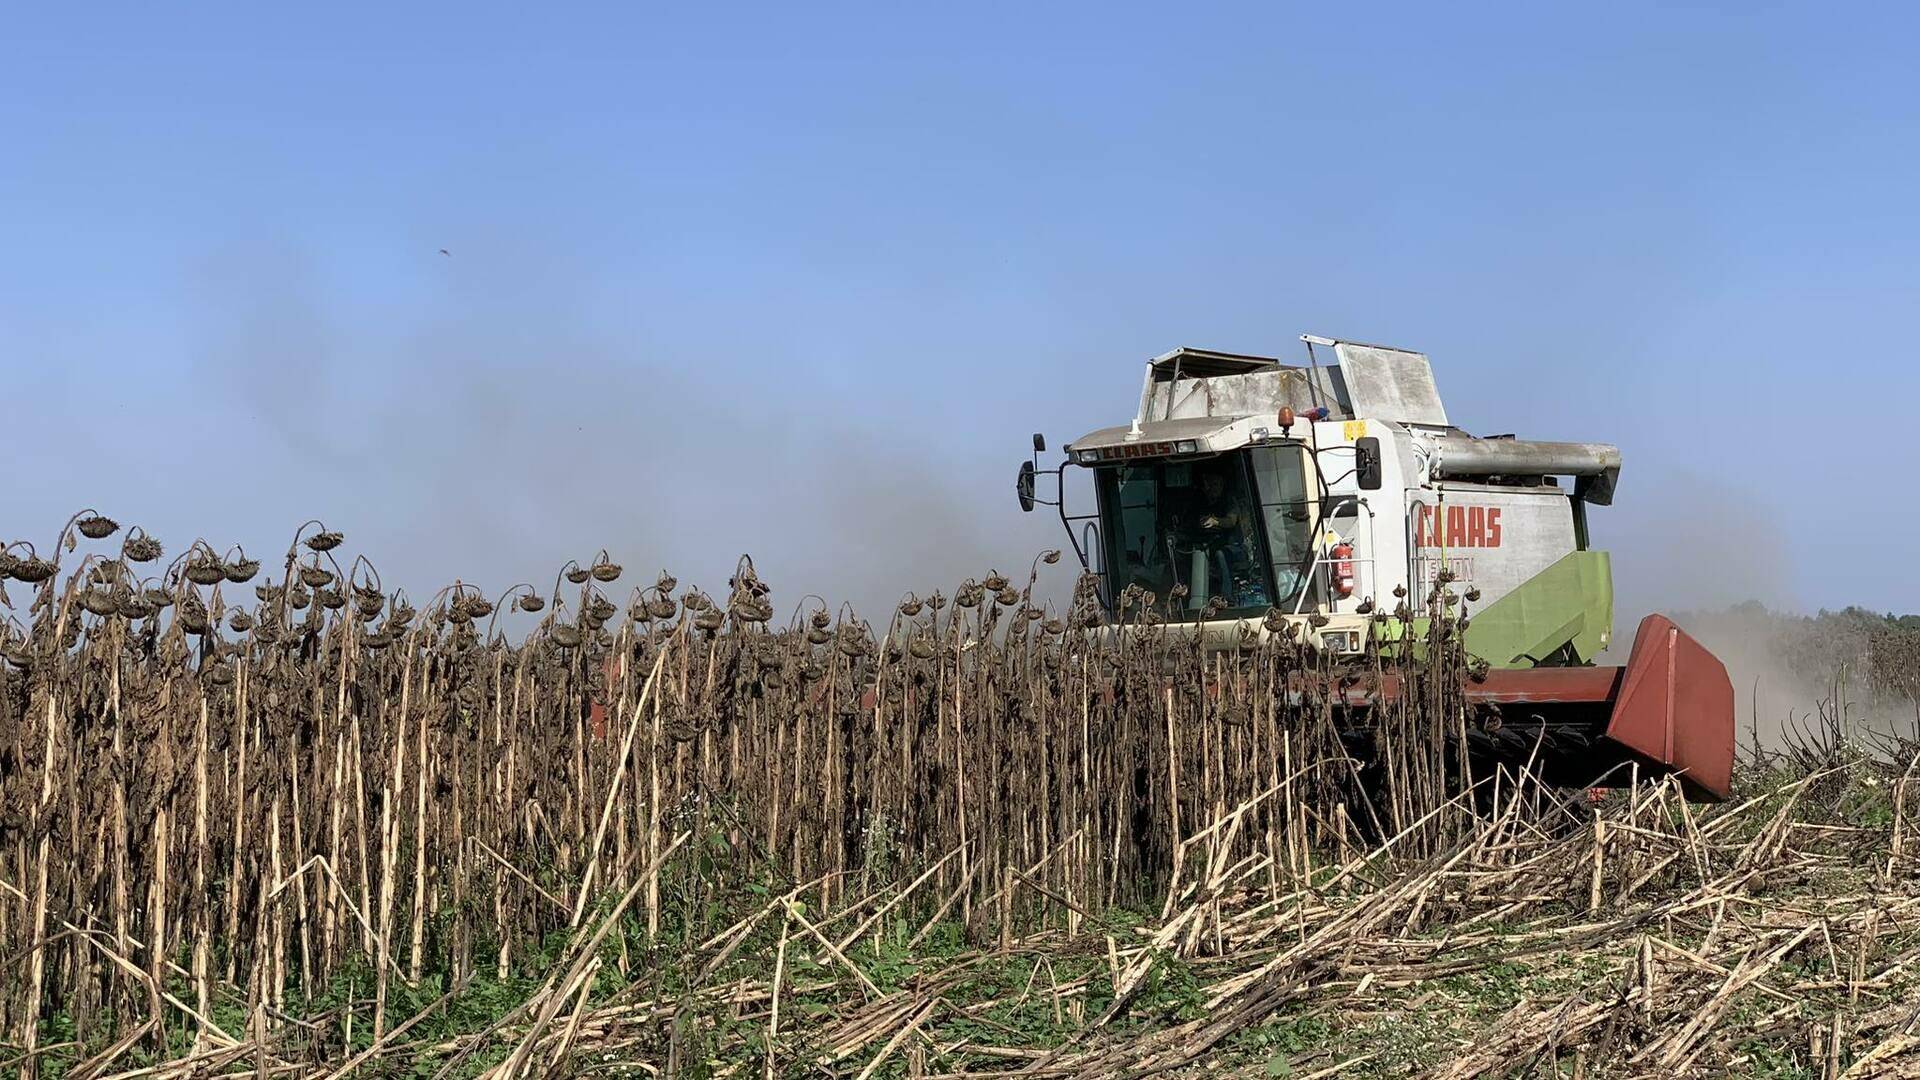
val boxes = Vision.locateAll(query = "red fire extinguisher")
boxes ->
[1331,540,1356,597]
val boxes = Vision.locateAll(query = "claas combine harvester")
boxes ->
[1018,335,1735,800]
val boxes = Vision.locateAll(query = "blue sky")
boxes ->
[3,3,1915,618]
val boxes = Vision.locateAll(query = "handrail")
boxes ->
[1292,496,1377,616]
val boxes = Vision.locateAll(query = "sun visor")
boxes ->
[1066,417,1243,460]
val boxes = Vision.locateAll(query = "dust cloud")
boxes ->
[161,246,1072,625]
[1598,468,1913,748]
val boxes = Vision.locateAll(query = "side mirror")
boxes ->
[1355,437,1383,490]
[1016,460,1037,512]
[1032,432,1046,453]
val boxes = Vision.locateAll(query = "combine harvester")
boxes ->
[1018,335,1734,799]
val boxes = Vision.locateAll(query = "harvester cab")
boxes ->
[1019,336,1735,799]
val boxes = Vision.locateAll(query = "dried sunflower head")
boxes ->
[591,558,622,583]
[185,558,226,586]
[732,597,773,623]
[656,571,677,594]
[298,563,334,588]
[10,557,56,584]
[647,597,676,620]
[694,608,725,632]
[517,594,545,613]
[306,530,344,552]
[550,624,583,648]
[123,531,163,563]
[76,515,119,540]
[78,589,119,617]
[565,567,591,585]
[682,591,710,613]
[1042,549,1062,565]
[288,585,311,610]
[228,611,254,632]
[224,558,260,583]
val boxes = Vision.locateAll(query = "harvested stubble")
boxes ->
[0,519,1916,1078]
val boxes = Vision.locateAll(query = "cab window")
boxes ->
[1251,445,1318,610]
[1095,457,1274,616]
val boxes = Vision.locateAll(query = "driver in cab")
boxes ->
[1191,469,1241,534]
[1170,464,1246,544]
[1166,462,1263,608]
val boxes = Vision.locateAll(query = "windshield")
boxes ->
[1094,446,1319,618]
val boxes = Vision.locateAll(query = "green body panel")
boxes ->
[1461,551,1614,668]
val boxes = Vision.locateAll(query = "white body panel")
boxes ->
[1409,482,1577,613]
